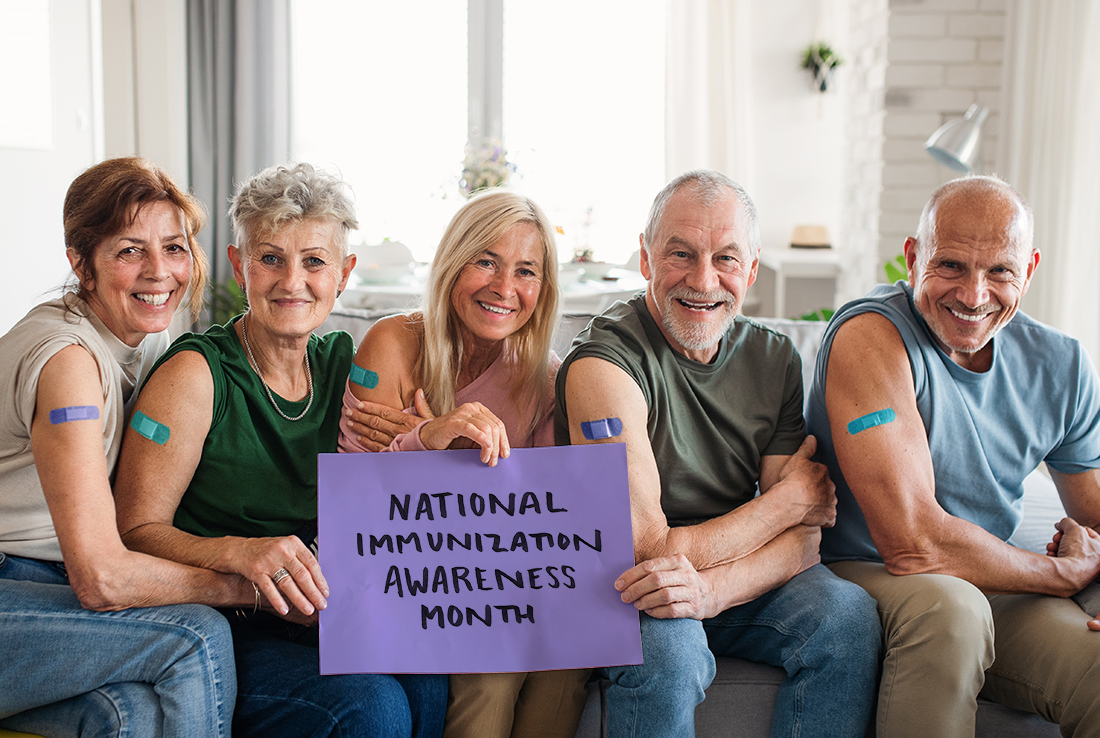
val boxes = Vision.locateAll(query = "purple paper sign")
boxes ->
[318,444,642,675]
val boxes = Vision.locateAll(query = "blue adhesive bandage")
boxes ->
[130,411,170,445]
[49,405,100,425]
[581,417,623,441]
[848,408,896,435]
[349,364,379,389]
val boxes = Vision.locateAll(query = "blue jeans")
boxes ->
[0,552,236,737]
[602,564,881,738]
[228,613,448,737]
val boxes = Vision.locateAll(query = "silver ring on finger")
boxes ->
[272,567,291,585]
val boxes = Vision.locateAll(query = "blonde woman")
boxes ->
[340,190,590,738]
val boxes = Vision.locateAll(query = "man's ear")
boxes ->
[903,237,919,286]
[639,235,651,280]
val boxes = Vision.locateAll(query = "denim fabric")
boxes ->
[0,552,236,737]
[603,564,881,738]
[228,614,448,738]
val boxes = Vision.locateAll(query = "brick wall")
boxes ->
[839,0,888,303]
[877,0,1008,267]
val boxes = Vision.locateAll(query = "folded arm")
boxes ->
[615,524,822,619]
[826,313,1100,597]
[563,356,828,586]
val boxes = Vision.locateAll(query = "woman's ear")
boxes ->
[67,248,92,291]
[227,244,247,291]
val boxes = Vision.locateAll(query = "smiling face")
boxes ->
[74,200,193,347]
[449,223,544,353]
[907,190,1039,372]
[641,187,759,363]
[229,217,355,341]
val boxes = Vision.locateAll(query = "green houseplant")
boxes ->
[800,42,844,93]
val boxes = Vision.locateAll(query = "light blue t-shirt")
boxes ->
[807,282,1100,563]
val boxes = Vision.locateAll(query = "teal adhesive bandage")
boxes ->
[131,411,170,445]
[49,405,99,424]
[349,364,379,389]
[848,408,896,435]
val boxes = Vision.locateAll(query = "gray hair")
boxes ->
[228,163,359,258]
[913,174,1034,258]
[642,169,760,256]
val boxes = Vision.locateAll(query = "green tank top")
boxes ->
[555,295,805,525]
[148,317,353,538]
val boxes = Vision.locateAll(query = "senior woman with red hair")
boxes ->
[0,157,238,737]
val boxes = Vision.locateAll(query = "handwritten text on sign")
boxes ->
[317,444,642,675]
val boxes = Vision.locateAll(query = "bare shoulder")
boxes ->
[828,313,910,386]
[355,314,421,367]
[140,349,214,397]
[40,343,100,383]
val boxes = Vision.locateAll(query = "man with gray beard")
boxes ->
[554,170,881,738]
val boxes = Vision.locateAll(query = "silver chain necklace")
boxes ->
[240,314,314,422]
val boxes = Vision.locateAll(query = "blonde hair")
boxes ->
[415,190,560,434]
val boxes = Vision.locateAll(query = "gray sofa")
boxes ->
[321,307,1063,738]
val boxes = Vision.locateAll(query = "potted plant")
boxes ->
[800,42,843,93]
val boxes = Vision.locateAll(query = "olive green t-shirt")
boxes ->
[148,317,353,539]
[554,295,805,525]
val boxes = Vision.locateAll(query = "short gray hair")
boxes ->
[642,169,760,256]
[913,174,1034,258]
[228,162,359,258]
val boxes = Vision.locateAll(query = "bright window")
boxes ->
[290,0,665,265]
[502,1,665,265]
[290,1,469,261]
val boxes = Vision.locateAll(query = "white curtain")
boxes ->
[664,0,755,188]
[999,0,1100,364]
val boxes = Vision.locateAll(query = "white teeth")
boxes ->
[948,308,989,322]
[136,293,169,306]
[679,299,719,310]
[479,302,513,315]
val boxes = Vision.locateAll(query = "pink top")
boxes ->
[338,352,560,453]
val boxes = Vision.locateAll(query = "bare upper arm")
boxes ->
[30,345,124,563]
[349,314,420,410]
[563,356,667,558]
[1051,467,1100,529]
[825,313,945,564]
[114,350,214,537]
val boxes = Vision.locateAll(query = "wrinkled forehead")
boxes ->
[934,190,1027,249]
[654,189,752,253]
[241,217,348,259]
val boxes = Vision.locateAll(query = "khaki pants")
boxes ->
[442,669,591,738]
[831,560,1100,738]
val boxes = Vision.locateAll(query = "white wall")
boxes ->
[745,0,849,317]
[0,0,102,334]
[750,0,848,255]
[0,0,188,334]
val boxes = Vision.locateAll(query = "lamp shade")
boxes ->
[925,104,989,174]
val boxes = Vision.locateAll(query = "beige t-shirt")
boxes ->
[0,295,169,562]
